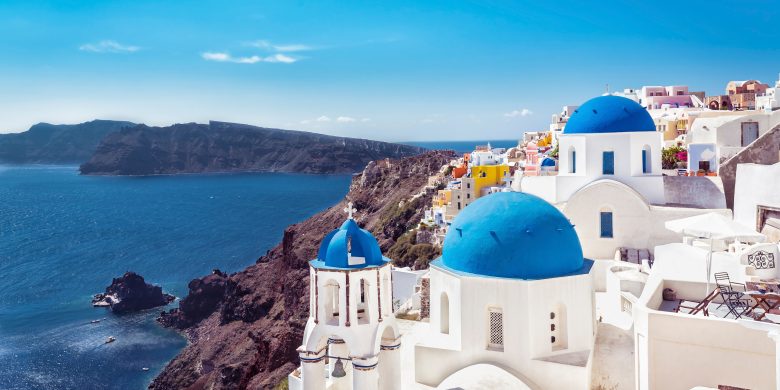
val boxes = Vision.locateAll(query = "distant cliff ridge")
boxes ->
[79,121,426,175]
[0,120,135,164]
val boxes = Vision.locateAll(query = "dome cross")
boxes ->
[344,202,357,220]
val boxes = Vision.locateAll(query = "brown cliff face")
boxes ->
[79,121,426,176]
[150,150,454,390]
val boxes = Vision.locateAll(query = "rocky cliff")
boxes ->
[80,121,426,176]
[0,120,134,164]
[93,272,176,314]
[150,150,454,390]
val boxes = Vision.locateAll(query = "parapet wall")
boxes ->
[720,125,780,209]
[662,175,726,209]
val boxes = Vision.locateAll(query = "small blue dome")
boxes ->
[313,219,387,269]
[564,96,655,134]
[440,192,585,279]
[540,157,557,167]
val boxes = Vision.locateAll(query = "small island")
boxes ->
[93,272,175,314]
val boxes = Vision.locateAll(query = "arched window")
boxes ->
[440,292,450,334]
[550,303,568,351]
[358,279,370,325]
[568,146,576,174]
[324,280,341,325]
[642,145,652,174]
[487,307,504,351]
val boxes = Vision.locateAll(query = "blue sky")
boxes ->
[1,0,779,140]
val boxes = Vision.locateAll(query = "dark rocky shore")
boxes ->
[150,150,454,390]
[93,272,175,314]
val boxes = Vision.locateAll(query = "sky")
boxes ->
[1,0,779,141]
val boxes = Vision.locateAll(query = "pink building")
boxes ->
[639,86,704,110]
[524,142,539,176]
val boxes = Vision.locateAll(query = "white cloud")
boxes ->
[201,52,297,64]
[247,40,314,52]
[316,116,331,122]
[79,40,140,53]
[337,116,356,123]
[504,108,533,118]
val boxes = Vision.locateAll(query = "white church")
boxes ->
[289,193,598,389]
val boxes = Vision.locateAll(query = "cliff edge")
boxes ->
[80,121,426,176]
[150,150,454,390]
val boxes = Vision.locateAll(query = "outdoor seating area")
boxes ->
[657,274,780,323]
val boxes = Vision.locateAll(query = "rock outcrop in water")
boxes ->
[0,120,135,164]
[93,272,175,314]
[150,150,454,390]
[79,121,426,176]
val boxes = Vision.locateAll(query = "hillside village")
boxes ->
[286,76,780,390]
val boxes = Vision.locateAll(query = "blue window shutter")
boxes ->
[603,151,614,175]
[600,212,613,238]
[642,150,648,173]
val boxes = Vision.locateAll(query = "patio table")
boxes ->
[745,291,780,321]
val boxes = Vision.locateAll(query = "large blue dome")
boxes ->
[564,95,655,134]
[312,219,388,269]
[440,192,586,279]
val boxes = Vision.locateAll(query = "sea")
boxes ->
[403,139,518,154]
[0,140,511,390]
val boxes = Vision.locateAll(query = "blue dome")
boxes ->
[564,95,655,134]
[312,219,387,269]
[440,192,586,279]
[540,157,557,167]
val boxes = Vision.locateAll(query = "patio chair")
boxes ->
[714,272,746,309]
[721,293,752,319]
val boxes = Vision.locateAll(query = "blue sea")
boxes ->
[0,166,351,390]
[403,139,518,154]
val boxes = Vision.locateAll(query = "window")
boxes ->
[600,211,613,238]
[358,279,370,324]
[642,145,652,174]
[488,308,504,350]
[440,292,450,334]
[457,202,461,210]
[467,183,471,189]
[602,151,614,175]
[324,280,341,325]
[466,193,471,199]
[568,147,576,174]
[550,304,568,351]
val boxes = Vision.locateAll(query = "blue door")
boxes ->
[603,151,614,175]
[642,150,648,174]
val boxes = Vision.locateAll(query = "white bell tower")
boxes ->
[291,202,401,390]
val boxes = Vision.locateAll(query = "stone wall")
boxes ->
[419,277,430,320]
[662,175,726,209]
[720,125,780,209]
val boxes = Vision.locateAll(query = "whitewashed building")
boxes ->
[415,192,596,389]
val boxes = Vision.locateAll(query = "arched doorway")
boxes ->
[378,324,401,390]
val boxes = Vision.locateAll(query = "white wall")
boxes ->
[391,268,426,308]
[524,131,666,205]
[634,279,777,390]
[415,264,594,389]
[734,162,780,229]
[561,180,730,259]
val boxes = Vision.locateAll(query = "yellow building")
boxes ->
[470,164,511,196]
[433,189,451,207]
